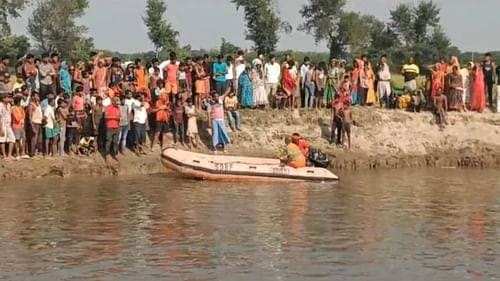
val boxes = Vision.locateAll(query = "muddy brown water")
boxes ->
[0,169,499,280]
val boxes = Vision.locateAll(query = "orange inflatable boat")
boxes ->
[161,148,339,182]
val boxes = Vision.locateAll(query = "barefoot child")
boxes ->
[172,98,185,145]
[150,92,170,151]
[330,95,343,145]
[342,101,353,149]
[43,96,58,157]
[184,98,199,149]
[66,106,81,155]
[433,88,448,130]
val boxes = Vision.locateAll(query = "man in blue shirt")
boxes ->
[212,54,228,95]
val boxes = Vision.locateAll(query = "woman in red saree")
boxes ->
[281,62,296,97]
[470,64,486,112]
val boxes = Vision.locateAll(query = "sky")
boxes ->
[9,0,500,54]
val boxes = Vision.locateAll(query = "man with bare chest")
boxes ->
[433,89,448,130]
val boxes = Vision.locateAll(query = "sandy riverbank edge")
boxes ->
[1,107,499,182]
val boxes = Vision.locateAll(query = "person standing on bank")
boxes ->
[104,96,121,165]
[264,55,281,106]
[482,53,496,107]
[402,57,420,92]
[207,93,230,154]
[212,54,228,95]
[300,57,310,108]
[377,55,391,107]
[359,61,370,106]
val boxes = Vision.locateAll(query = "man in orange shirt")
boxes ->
[150,92,170,151]
[12,95,29,159]
[282,136,306,168]
[92,60,108,95]
[164,52,179,103]
[134,58,147,89]
[104,96,121,164]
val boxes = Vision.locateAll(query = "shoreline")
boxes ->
[1,107,500,182]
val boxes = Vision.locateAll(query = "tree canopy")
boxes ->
[0,0,485,68]
[299,0,347,59]
[388,0,454,64]
[232,0,291,54]
[0,0,31,59]
[143,0,179,56]
[0,0,30,37]
[27,0,92,61]
[0,35,30,59]
[220,38,240,56]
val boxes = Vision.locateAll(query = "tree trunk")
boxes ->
[329,39,342,61]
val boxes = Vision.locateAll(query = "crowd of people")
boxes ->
[0,49,498,163]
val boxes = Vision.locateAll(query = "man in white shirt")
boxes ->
[264,55,281,103]
[377,54,392,108]
[43,96,57,157]
[225,56,236,91]
[300,57,310,88]
[131,95,148,154]
[148,58,159,76]
[300,57,311,108]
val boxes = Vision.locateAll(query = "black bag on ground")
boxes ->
[308,148,331,168]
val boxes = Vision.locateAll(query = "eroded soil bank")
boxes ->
[1,107,499,182]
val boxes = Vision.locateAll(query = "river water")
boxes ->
[0,169,499,281]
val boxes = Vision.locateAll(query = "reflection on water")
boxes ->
[0,169,499,280]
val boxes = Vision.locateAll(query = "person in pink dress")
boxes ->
[470,63,486,113]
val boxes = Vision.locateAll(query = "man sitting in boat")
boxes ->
[292,133,310,158]
[282,136,306,168]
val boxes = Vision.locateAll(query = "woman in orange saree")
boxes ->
[281,62,296,97]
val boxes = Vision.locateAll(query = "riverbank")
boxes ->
[1,107,500,181]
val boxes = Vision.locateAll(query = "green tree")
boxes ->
[143,0,179,56]
[232,0,291,54]
[0,0,30,37]
[388,0,450,64]
[0,35,30,59]
[27,0,93,61]
[0,0,31,60]
[299,0,347,59]
[220,37,240,56]
[428,26,451,59]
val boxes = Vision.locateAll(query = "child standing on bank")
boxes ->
[342,101,353,149]
[173,98,185,145]
[184,98,199,149]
